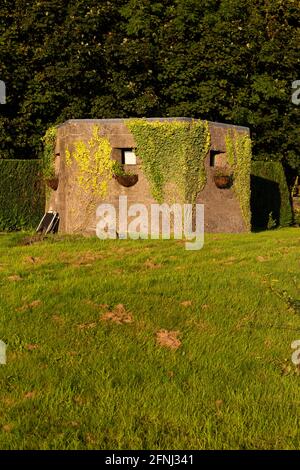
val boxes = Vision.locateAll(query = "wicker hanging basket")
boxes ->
[113,174,138,187]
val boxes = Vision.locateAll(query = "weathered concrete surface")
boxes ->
[196,154,246,233]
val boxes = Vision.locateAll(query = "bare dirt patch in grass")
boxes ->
[24,391,36,399]
[2,424,13,433]
[7,275,22,282]
[257,255,270,262]
[52,314,65,325]
[156,329,181,350]
[17,300,42,312]
[215,399,224,416]
[23,256,43,265]
[144,259,162,269]
[264,338,273,349]
[1,397,15,407]
[85,433,97,445]
[25,344,40,351]
[181,300,192,307]
[101,304,133,324]
[113,268,124,275]
[223,256,238,265]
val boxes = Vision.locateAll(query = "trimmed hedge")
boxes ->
[0,160,45,231]
[251,162,293,230]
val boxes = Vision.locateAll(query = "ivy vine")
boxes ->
[126,119,210,204]
[65,125,114,198]
[41,125,57,179]
[225,130,252,230]
[112,160,135,177]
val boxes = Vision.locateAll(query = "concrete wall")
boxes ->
[48,118,250,234]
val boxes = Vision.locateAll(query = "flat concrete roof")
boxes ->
[58,118,250,133]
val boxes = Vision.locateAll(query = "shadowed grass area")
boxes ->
[0,228,299,449]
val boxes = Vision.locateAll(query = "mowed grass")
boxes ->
[0,228,299,450]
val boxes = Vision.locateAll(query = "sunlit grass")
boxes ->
[0,228,299,449]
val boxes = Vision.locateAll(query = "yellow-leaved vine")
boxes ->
[65,125,113,198]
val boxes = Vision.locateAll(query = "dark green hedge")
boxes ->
[0,160,45,231]
[251,162,293,230]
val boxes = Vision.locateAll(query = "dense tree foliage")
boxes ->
[0,0,299,178]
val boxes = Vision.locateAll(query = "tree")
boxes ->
[0,0,299,183]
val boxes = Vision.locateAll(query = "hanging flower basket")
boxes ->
[45,177,59,190]
[113,174,138,187]
[213,174,233,189]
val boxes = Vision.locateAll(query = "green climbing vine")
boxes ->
[41,125,57,179]
[126,119,210,204]
[225,130,252,230]
[112,160,135,177]
[65,125,114,198]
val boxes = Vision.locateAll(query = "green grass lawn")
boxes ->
[0,228,299,450]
